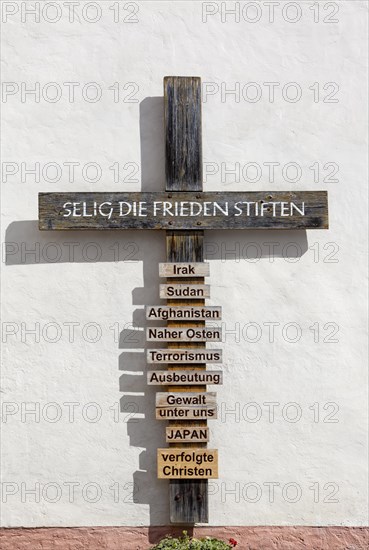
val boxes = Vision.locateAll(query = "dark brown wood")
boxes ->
[164,76,202,191]
[36,75,331,526]
[38,191,328,230]
[165,77,208,524]
[166,231,209,523]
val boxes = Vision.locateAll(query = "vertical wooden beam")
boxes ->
[164,76,208,524]
[164,76,202,191]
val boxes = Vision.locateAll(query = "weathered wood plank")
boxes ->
[164,76,202,191]
[169,480,208,522]
[159,263,210,277]
[166,426,210,443]
[159,284,210,299]
[158,449,218,479]
[147,370,223,385]
[146,306,221,321]
[146,327,222,342]
[147,349,222,364]
[165,76,208,523]
[39,191,329,230]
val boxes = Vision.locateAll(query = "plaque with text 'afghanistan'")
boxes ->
[37,76,330,524]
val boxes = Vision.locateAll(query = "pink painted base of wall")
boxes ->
[0,526,368,550]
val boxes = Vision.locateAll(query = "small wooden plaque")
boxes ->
[147,349,222,364]
[146,327,221,342]
[146,306,222,321]
[159,284,210,299]
[156,392,217,420]
[166,426,209,443]
[159,262,210,277]
[157,448,218,479]
[147,370,223,385]
[156,392,216,407]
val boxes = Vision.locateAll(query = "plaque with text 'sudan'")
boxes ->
[37,76,329,524]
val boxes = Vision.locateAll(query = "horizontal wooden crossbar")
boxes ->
[38,191,328,230]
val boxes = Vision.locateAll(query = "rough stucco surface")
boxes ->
[1,0,368,531]
[1,526,369,549]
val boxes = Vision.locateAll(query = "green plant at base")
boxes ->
[150,530,236,549]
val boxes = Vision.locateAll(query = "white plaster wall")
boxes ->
[1,0,368,527]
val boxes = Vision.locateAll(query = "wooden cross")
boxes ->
[38,76,328,524]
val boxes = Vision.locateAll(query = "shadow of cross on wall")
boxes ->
[36,77,328,525]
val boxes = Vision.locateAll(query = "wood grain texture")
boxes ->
[164,76,202,191]
[38,191,329,230]
[165,77,208,523]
